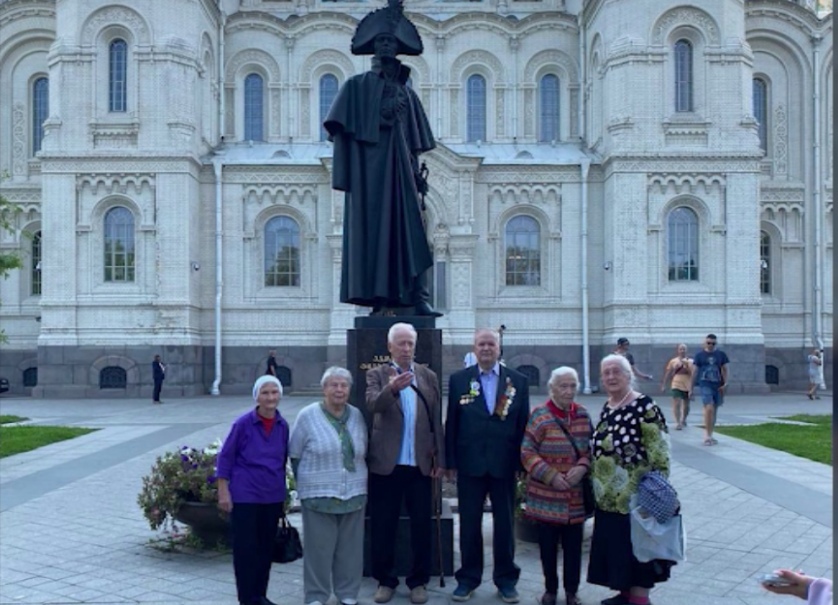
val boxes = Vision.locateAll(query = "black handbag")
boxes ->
[272,516,303,563]
[552,416,596,517]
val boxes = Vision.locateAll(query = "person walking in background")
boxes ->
[587,354,672,605]
[152,355,165,404]
[660,344,693,429]
[216,375,289,605]
[365,323,445,605]
[521,367,592,605]
[614,338,652,381]
[807,348,822,400]
[289,367,368,605]
[691,334,729,446]
[446,328,530,603]
[762,570,833,605]
[266,350,279,377]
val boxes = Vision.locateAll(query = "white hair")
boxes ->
[388,322,417,344]
[320,366,353,388]
[600,354,636,389]
[548,366,579,391]
[252,375,283,400]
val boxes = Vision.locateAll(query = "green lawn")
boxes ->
[714,414,832,465]
[0,425,97,458]
[0,415,27,424]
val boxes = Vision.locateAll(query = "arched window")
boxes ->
[109,39,128,112]
[104,207,135,282]
[100,366,127,389]
[32,77,48,154]
[539,74,560,142]
[319,74,339,142]
[505,215,541,286]
[23,367,38,388]
[667,207,699,281]
[760,231,771,294]
[244,73,264,141]
[674,40,693,112]
[264,216,300,287]
[31,231,42,296]
[753,78,768,152]
[466,74,486,142]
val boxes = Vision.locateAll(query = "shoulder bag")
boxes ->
[552,415,595,517]
[272,516,303,563]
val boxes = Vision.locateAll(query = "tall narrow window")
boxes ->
[466,74,486,142]
[109,39,128,112]
[319,74,339,141]
[32,78,49,154]
[760,231,771,294]
[244,73,264,141]
[31,231,42,296]
[674,40,693,112]
[505,215,541,286]
[264,216,300,287]
[667,207,698,281]
[753,78,768,152]
[539,74,560,142]
[104,207,135,282]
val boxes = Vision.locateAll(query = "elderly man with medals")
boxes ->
[324,0,441,317]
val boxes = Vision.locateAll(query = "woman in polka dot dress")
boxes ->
[586,354,673,605]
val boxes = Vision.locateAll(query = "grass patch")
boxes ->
[0,425,97,458]
[715,415,832,465]
[0,415,27,424]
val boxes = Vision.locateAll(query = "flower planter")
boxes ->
[174,502,231,548]
[515,516,541,544]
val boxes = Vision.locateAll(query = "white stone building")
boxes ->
[0,0,831,396]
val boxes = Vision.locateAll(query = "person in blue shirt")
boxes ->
[691,334,730,446]
[217,375,289,605]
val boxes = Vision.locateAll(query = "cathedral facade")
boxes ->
[0,0,832,396]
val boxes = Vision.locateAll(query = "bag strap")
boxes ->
[549,412,583,463]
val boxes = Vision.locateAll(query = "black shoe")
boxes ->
[600,595,628,605]
[414,301,442,317]
[259,598,279,605]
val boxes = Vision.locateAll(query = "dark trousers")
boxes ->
[537,521,584,595]
[369,466,432,589]
[152,379,163,402]
[231,502,283,605]
[455,474,520,590]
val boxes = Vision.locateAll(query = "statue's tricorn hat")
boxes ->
[351,0,423,56]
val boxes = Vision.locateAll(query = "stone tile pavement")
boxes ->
[0,392,831,605]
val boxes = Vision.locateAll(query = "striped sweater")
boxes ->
[520,403,592,525]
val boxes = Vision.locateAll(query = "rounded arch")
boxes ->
[254,204,311,235]
[226,48,281,83]
[493,202,552,234]
[450,49,505,84]
[651,6,720,46]
[91,195,142,225]
[659,195,711,227]
[523,49,578,84]
[81,6,151,46]
[299,49,355,83]
[89,354,141,387]
[400,55,431,87]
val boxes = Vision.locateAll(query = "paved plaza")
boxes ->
[0,391,832,605]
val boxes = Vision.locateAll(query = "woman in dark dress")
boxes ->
[587,355,672,605]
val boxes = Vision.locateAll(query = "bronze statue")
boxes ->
[324,0,441,317]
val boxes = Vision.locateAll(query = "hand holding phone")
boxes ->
[759,569,813,599]
[759,572,794,587]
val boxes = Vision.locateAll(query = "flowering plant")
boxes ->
[137,440,298,532]
[137,441,224,531]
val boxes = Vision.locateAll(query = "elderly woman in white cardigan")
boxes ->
[289,366,369,605]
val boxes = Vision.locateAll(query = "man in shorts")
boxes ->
[691,334,729,446]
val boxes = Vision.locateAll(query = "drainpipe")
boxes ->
[811,35,825,388]
[580,159,592,394]
[211,158,224,395]
[218,9,226,141]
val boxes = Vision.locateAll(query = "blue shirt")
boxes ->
[216,408,288,504]
[479,363,500,414]
[395,363,418,466]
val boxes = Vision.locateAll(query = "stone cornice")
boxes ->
[0,0,54,28]
[746,0,831,30]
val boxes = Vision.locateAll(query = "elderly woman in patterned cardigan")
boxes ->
[521,366,593,605]
[289,366,369,605]
[587,354,672,605]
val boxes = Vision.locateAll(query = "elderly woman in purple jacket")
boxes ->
[217,375,289,605]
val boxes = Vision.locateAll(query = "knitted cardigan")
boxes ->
[288,402,368,501]
[520,403,593,525]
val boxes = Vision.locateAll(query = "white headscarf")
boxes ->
[252,375,283,401]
